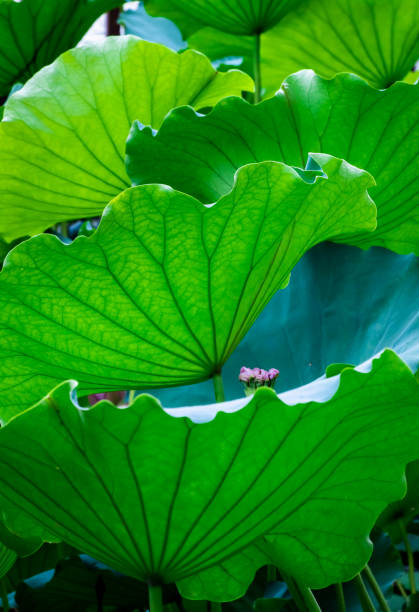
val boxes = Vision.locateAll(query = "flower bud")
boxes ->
[239,367,279,396]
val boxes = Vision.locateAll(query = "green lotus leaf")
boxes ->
[0,0,127,98]
[143,0,302,36]
[127,71,419,254]
[261,0,419,90]
[187,0,419,94]
[147,242,419,408]
[0,350,418,600]
[0,36,253,242]
[0,155,375,421]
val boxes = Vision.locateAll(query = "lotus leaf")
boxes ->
[0,351,418,600]
[126,71,419,255]
[0,36,253,241]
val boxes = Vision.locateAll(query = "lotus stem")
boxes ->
[148,582,163,612]
[354,574,378,612]
[213,371,225,403]
[0,579,9,612]
[253,32,261,103]
[335,583,346,611]
[362,565,391,612]
[282,573,322,611]
[399,520,416,594]
[128,389,136,404]
[210,603,222,612]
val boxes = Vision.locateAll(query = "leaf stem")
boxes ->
[210,603,222,612]
[335,583,346,612]
[283,573,322,611]
[396,580,408,599]
[354,574,378,612]
[253,32,261,103]
[148,582,163,612]
[0,579,9,612]
[267,564,277,582]
[212,371,225,403]
[362,565,391,612]
[128,389,136,404]
[400,519,416,593]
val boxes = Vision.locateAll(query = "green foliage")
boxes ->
[0,0,126,98]
[0,0,417,608]
[0,155,375,420]
[152,243,419,408]
[0,351,418,601]
[184,0,419,95]
[127,71,419,254]
[144,0,302,36]
[0,36,252,241]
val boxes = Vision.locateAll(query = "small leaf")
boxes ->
[0,351,418,601]
[0,36,253,241]
[0,155,375,420]
[126,70,419,254]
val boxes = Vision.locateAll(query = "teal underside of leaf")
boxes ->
[0,155,375,421]
[147,241,419,409]
[0,351,418,600]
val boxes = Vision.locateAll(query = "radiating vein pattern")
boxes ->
[0,155,375,420]
[0,36,252,240]
[0,351,418,601]
[144,0,302,35]
[262,0,419,89]
[127,71,419,254]
[0,0,125,97]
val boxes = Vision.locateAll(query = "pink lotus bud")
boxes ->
[239,367,279,396]
[88,391,126,406]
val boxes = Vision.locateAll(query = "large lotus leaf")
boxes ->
[0,36,253,241]
[0,351,418,600]
[187,0,419,94]
[143,0,302,36]
[127,70,419,255]
[0,155,375,421]
[0,0,126,99]
[147,241,419,408]
[261,0,419,90]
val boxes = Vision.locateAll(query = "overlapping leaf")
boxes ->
[143,0,302,36]
[0,35,253,241]
[0,155,375,420]
[262,0,419,90]
[0,351,418,601]
[148,242,419,408]
[127,71,419,254]
[187,0,419,94]
[0,0,126,98]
